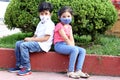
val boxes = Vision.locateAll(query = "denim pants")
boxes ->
[15,40,42,70]
[54,42,86,72]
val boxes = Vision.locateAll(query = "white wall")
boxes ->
[0,1,9,24]
[0,0,9,2]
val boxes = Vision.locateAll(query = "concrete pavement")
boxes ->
[0,3,21,38]
[0,71,119,80]
[0,24,21,38]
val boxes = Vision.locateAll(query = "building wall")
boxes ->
[0,0,9,2]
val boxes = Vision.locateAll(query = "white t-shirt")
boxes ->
[34,19,55,52]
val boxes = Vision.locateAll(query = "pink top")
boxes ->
[54,22,72,44]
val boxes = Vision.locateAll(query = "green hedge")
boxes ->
[4,0,44,32]
[46,0,118,41]
[4,0,118,41]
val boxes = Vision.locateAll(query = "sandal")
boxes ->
[75,70,90,78]
[67,72,80,79]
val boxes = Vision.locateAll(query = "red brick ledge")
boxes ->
[0,48,120,76]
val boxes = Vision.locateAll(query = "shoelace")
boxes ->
[20,68,26,72]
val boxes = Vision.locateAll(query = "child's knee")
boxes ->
[15,41,23,46]
[81,48,86,55]
[71,47,79,55]
[20,42,27,48]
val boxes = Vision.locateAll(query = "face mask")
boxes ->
[60,17,72,24]
[40,15,50,23]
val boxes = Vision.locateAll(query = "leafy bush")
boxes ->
[4,0,44,32]
[46,0,118,41]
[5,0,118,42]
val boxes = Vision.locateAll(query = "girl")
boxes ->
[54,6,89,79]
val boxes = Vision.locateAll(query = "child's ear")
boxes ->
[38,12,41,16]
[50,12,53,16]
[49,13,52,16]
[58,16,60,19]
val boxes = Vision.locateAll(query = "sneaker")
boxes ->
[67,72,79,79]
[75,70,90,78]
[17,68,32,76]
[8,67,21,72]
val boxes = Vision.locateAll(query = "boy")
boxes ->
[8,2,55,76]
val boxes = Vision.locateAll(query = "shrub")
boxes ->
[4,0,44,32]
[5,0,118,42]
[46,0,118,41]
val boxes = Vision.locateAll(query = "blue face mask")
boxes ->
[60,17,72,24]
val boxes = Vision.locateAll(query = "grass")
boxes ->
[86,35,120,56]
[0,32,32,48]
[74,34,120,56]
[0,33,120,56]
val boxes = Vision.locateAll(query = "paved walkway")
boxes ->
[0,71,119,80]
[0,23,21,38]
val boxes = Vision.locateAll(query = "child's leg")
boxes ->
[54,42,79,72]
[75,46,86,71]
[15,40,24,67]
[19,41,42,70]
[8,40,24,72]
[75,46,90,78]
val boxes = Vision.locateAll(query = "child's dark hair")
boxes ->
[58,6,73,17]
[38,2,53,13]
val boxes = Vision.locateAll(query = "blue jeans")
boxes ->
[15,40,42,70]
[54,42,86,72]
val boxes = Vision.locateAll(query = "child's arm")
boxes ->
[69,29,75,45]
[32,35,50,42]
[24,35,50,42]
[33,34,37,37]
[59,29,74,46]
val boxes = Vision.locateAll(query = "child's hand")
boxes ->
[24,37,33,42]
[68,42,75,46]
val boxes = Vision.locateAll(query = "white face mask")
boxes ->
[40,15,50,23]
